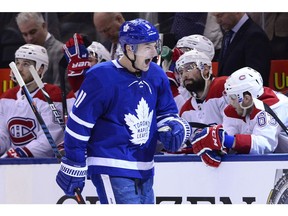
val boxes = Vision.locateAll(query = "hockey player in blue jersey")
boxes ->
[56,18,191,204]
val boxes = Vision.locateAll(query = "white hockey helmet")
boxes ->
[15,44,49,72]
[175,49,212,75]
[176,34,215,61]
[87,41,111,63]
[224,67,264,103]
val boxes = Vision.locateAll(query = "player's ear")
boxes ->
[203,64,211,78]
[243,93,253,104]
[126,45,133,53]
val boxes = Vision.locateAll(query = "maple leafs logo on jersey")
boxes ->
[124,97,153,145]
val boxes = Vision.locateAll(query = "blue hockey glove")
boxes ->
[158,117,191,153]
[56,157,87,196]
[6,147,33,158]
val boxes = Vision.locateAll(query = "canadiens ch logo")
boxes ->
[8,117,37,146]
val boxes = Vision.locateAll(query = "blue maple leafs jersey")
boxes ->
[64,60,178,179]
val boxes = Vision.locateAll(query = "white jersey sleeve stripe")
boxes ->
[69,112,94,128]
[66,126,90,141]
[74,90,86,108]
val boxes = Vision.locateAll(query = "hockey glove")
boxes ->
[166,71,180,97]
[63,33,91,93]
[56,157,87,196]
[201,150,222,168]
[63,33,91,77]
[158,117,191,153]
[6,147,33,158]
[191,125,228,155]
[171,47,184,62]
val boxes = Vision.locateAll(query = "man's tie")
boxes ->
[222,30,234,57]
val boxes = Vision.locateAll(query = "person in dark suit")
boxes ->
[213,13,271,86]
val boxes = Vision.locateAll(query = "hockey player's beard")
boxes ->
[184,78,206,94]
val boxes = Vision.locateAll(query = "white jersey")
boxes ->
[0,84,64,157]
[180,77,228,136]
[173,86,191,112]
[223,87,288,154]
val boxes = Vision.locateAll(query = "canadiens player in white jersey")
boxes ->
[0,44,64,158]
[176,49,228,128]
[162,34,215,111]
[191,67,288,167]
[168,49,228,166]
[56,18,191,204]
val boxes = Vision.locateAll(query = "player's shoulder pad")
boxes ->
[224,105,244,119]
[179,97,194,116]
[34,84,63,102]
[0,86,19,100]
[205,76,228,100]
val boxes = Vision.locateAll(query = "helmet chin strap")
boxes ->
[239,101,254,117]
[196,70,211,101]
[123,51,141,72]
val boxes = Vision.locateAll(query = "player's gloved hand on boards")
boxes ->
[158,117,191,153]
[56,156,87,196]
[201,150,222,168]
[63,33,91,93]
[6,147,33,158]
[191,125,234,167]
[192,124,232,155]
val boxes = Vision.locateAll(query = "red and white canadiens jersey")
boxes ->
[179,76,228,136]
[0,84,64,157]
[223,87,288,154]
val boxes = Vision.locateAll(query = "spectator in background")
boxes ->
[203,12,223,61]
[93,12,125,60]
[213,12,271,86]
[0,44,64,158]
[15,12,69,92]
[0,13,25,68]
[170,13,207,43]
[169,13,222,62]
[249,13,288,60]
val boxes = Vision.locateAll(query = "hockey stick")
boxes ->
[59,56,69,124]
[74,188,85,204]
[29,65,66,131]
[30,66,86,202]
[0,153,7,158]
[9,62,62,160]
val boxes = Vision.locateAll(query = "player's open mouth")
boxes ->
[145,58,152,65]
